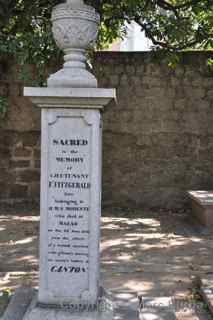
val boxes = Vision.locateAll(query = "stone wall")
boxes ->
[0,52,213,210]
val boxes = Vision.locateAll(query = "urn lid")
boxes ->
[52,0,100,23]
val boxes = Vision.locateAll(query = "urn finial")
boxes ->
[48,0,100,88]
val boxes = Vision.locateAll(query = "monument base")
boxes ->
[3,288,114,320]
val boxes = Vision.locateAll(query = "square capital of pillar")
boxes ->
[24,87,116,110]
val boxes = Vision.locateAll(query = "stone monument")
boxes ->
[3,0,115,319]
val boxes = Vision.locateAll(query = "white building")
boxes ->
[109,22,153,52]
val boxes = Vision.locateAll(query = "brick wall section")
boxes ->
[0,79,41,207]
[0,130,40,205]
[93,52,213,209]
[0,52,213,209]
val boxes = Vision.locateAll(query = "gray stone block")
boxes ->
[188,191,213,227]
[2,288,140,320]
[23,287,114,320]
[2,288,35,320]
[139,297,176,320]
[199,275,213,315]
[2,288,115,320]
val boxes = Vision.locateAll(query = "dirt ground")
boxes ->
[0,208,213,319]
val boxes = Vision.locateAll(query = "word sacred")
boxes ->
[53,139,88,146]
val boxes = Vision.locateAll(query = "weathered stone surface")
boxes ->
[17,169,40,183]
[5,97,40,132]
[94,52,213,209]
[24,87,115,306]
[34,160,40,169]
[0,147,10,168]
[21,132,40,148]
[0,52,213,209]
[139,297,176,320]
[23,289,113,320]
[3,288,115,320]
[10,160,31,169]
[10,184,28,199]
[199,275,213,315]
[188,191,213,227]
[0,182,10,199]
[3,288,35,320]
[13,147,32,158]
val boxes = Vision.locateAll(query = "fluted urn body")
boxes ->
[48,0,100,88]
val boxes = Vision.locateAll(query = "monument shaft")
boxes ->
[39,107,101,305]
[22,0,115,317]
[24,88,115,310]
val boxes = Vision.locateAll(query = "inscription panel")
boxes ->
[45,112,92,299]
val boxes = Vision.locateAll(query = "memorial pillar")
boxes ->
[23,0,116,318]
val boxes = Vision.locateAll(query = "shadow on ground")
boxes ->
[101,208,213,297]
[0,208,213,319]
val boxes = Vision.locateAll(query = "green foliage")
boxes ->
[0,288,11,316]
[87,0,213,51]
[207,57,213,72]
[0,0,61,85]
[0,0,212,82]
[2,288,11,297]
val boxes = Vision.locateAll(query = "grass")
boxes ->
[0,289,11,317]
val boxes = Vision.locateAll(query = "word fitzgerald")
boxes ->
[49,181,91,189]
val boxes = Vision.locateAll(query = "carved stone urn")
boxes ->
[48,0,100,88]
